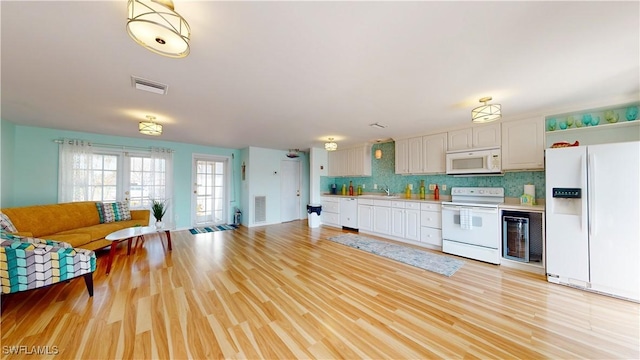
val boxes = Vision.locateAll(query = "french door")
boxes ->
[192,156,229,226]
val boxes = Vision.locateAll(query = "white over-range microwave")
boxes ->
[445,148,502,174]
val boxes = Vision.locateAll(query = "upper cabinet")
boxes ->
[328,144,372,177]
[447,123,501,151]
[501,117,545,170]
[395,133,447,174]
[395,139,409,174]
[422,133,447,173]
[407,137,424,173]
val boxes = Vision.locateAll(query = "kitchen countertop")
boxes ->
[321,193,546,211]
[500,198,546,212]
[321,193,450,204]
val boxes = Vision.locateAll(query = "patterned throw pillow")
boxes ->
[96,202,106,223]
[0,211,17,232]
[99,202,132,223]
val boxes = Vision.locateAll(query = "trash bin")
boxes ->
[307,204,322,228]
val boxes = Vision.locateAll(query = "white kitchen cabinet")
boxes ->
[473,122,501,148]
[407,137,423,173]
[395,139,409,174]
[448,123,501,151]
[422,132,447,173]
[391,201,405,238]
[328,144,372,177]
[357,199,374,231]
[404,202,421,241]
[447,128,473,151]
[501,117,545,170]
[340,198,358,229]
[390,201,421,241]
[321,197,340,228]
[420,202,442,248]
[327,150,346,177]
[373,200,392,235]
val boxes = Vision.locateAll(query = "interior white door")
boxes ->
[193,156,228,226]
[280,160,301,223]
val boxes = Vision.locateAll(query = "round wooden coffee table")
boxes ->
[104,226,172,274]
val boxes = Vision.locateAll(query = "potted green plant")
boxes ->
[151,199,167,229]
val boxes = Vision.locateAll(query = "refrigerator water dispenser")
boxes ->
[551,187,583,216]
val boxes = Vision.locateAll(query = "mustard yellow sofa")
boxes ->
[1,201,150,251]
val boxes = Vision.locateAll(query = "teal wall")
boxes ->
[321,141,545,199]
[1,120,16,207]
[3,124,242,229]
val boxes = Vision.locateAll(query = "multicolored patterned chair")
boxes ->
[0,231,96,296]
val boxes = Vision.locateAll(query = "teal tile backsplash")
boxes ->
[321,141,545,199]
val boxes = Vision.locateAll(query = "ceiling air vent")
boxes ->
[131,76,168,95]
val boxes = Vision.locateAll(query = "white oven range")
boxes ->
[441,187,504,264]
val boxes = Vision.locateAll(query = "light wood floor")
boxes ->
[1,221,638,359]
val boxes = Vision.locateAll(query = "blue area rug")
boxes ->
[328,234,464,277]
[189,224,237,234]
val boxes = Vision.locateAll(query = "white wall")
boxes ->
[241,146,310,227]
[309,147,328,205]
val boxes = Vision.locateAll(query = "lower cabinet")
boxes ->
[373,200,392,235]
[391,201,405,238]
[357,199,374,231]
[321,197,340,228]
[404,203,421,242]
[420,202,442,248]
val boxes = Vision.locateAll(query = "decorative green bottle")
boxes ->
[357,185,362,195]
[405,184,411,199]
[419,180,426,200]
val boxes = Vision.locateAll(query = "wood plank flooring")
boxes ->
[1,221,638,359]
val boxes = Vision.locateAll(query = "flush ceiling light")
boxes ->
[127,0,191,58]
[472,96,502,123]
[139,115,163,135]
[324,138,338,151]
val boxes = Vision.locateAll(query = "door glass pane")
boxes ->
[194,159,226,225]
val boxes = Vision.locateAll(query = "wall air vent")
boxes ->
[131,76,168,95]
[254,196,266,223]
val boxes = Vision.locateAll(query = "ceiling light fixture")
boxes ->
[126,0,191,58]
[369,122,388,129]
[286,149,300,158]
[472,96,502,123]
[139,115,163,135]
[324,138,338,151]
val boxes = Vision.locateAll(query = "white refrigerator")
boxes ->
[545,141,640,301]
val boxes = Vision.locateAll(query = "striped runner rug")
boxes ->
[189,224,237,234]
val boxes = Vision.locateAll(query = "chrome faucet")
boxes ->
[382,186,391,196]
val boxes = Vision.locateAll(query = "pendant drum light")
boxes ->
[472,96,502,123]
[127,0,191,58]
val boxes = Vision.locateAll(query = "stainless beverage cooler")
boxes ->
[503,214,529,262]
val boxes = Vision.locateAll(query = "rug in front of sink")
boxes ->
[327,234,464,277]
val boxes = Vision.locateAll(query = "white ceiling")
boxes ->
[2,1,639,151]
